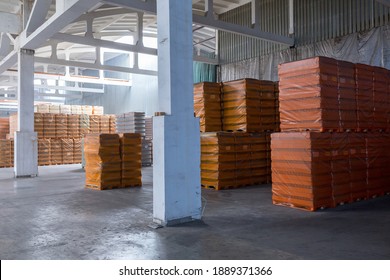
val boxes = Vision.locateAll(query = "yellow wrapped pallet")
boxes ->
[120,133,142,187]
[84,134,121,190]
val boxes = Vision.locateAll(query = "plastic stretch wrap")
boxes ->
[50,139,63,165]
[34,113,44,139]
[55,114,68,139]
[109,115,117,134]
[93,106,104,115]
[89,115,100,134]
[38,139,51,166]
[120,133,142,187]
[49,104,60,114]
[193,82,223,132]
[221,79,279,132]
[59,105,72,114]
[61,138,74,164]
[82,105,93,115]
[355,64,374,130]
[0,140,13,167]
[145,117,153,139]
[271,132,390,211]
[100,115,110,134]
[141,138,153,166]
[0,118,10,140]
[43,113,56,139]
[84,134,121,190]
[73,139,82,163]
[67,115,80,138]
[79,114,90,138]
[201,132,271,190]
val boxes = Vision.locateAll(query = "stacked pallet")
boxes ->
[121,133,142,187]
[49,104,60,114]
[43,113,56,139]
[84,134,122,190]
[35,104,50,113]
[59,105,72,114]
[141,138,153,167]
[100,115,110,133]
[9,114,17,138]
[67,115,80,138]
[71,105,82,115]
[34,113,44,139]
[109,115,117,134]
[0,118,9,139]
[89,115,100,133]
[201,132,271,190]
[273,57,390,211]
[93,106,104,115]
[62,139,74,164]
[116,112,145,136]
[82,105,93,115]
[55,114,68,139]
[145,117,153,139]
[50,139,63,165]
[79,114,90,138]
[194,82,222,132]
[38,139,51,166]
[73,139,82,163]
[272,132,390,211]
[222,79,279,132]
[0,140,13,168]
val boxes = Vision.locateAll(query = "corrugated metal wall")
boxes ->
[219,0,390,63]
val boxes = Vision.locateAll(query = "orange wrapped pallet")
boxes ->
[89,115,100,133]
[34,113,44,139]
[193,82,222,132]
[62,139,74,164]
[222,79,279,132]
[278,57,340,132]
[79,114,90,138]
[67,115,80,138]
[55,114,68,139]
[84,134,121,190]
[100,115,110,133]
[271,132,333,211]
[355,64,374,131]
[73,139,82,163]
[201,132,271,190]
[43,113,56,139]
[0,118,9,139]
[120,133,142,187]
[38,139,51,166]
[0,140,13,168]
[50,139,63,165]
[337,61,357,130]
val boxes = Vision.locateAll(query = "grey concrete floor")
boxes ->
[0,164,389,260]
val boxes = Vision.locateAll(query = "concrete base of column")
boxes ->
[14,131,38,178]
[153,115,202,226]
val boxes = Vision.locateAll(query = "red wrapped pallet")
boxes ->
[347,133,367,201]
[355,64,374,131]
[337,61,357,131]
[372,67,388,130]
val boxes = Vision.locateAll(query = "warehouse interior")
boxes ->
[0,0,390,260]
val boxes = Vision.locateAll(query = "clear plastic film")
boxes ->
[38,139,51,166]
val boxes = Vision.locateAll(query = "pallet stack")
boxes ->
[79,114,90,138]
[109,115,117,134]
[272,57,390,211]
[67,115,80,138]
[145,117,153,139]
[55,114,68,139]
[38,139,51,166]
[0,140,13,168]
[194,82,223,132]
[50,139,63,165]
[84,134,121,190]
[195,78,279,190]
[93,106,104,115]
[115,112,146,136]
[49,104,61,114]
[34,113,45,139]
[100,115,110,133]
[62,139,74,164]
[73,139,82,163]
[121,133,142,187]
[44,113,56,139]
[89,115,100,133]
[201,132,270,190]
[222,79,279,132]
[0,118,9,139]
[141,138,153,167]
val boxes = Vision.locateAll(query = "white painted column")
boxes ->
[14,49,38,177]
[153,0,201,226]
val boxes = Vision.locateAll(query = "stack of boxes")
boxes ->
[100,115,110,133]
[43,113,56,139]
[89,115,100,133]
[38,139,51,166]
[84,133,142,190]
[115,112,146,135]
[85,134,122,190]
[0,118,9,139]
[195,79,280,190]
[67,115,80,138]
[55,114,68,139]
[0,140,13,168]
[121,133,142,187]
[272,56,390,211]
[194,82,222,132]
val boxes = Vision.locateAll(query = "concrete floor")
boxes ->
[0,164,389,260]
